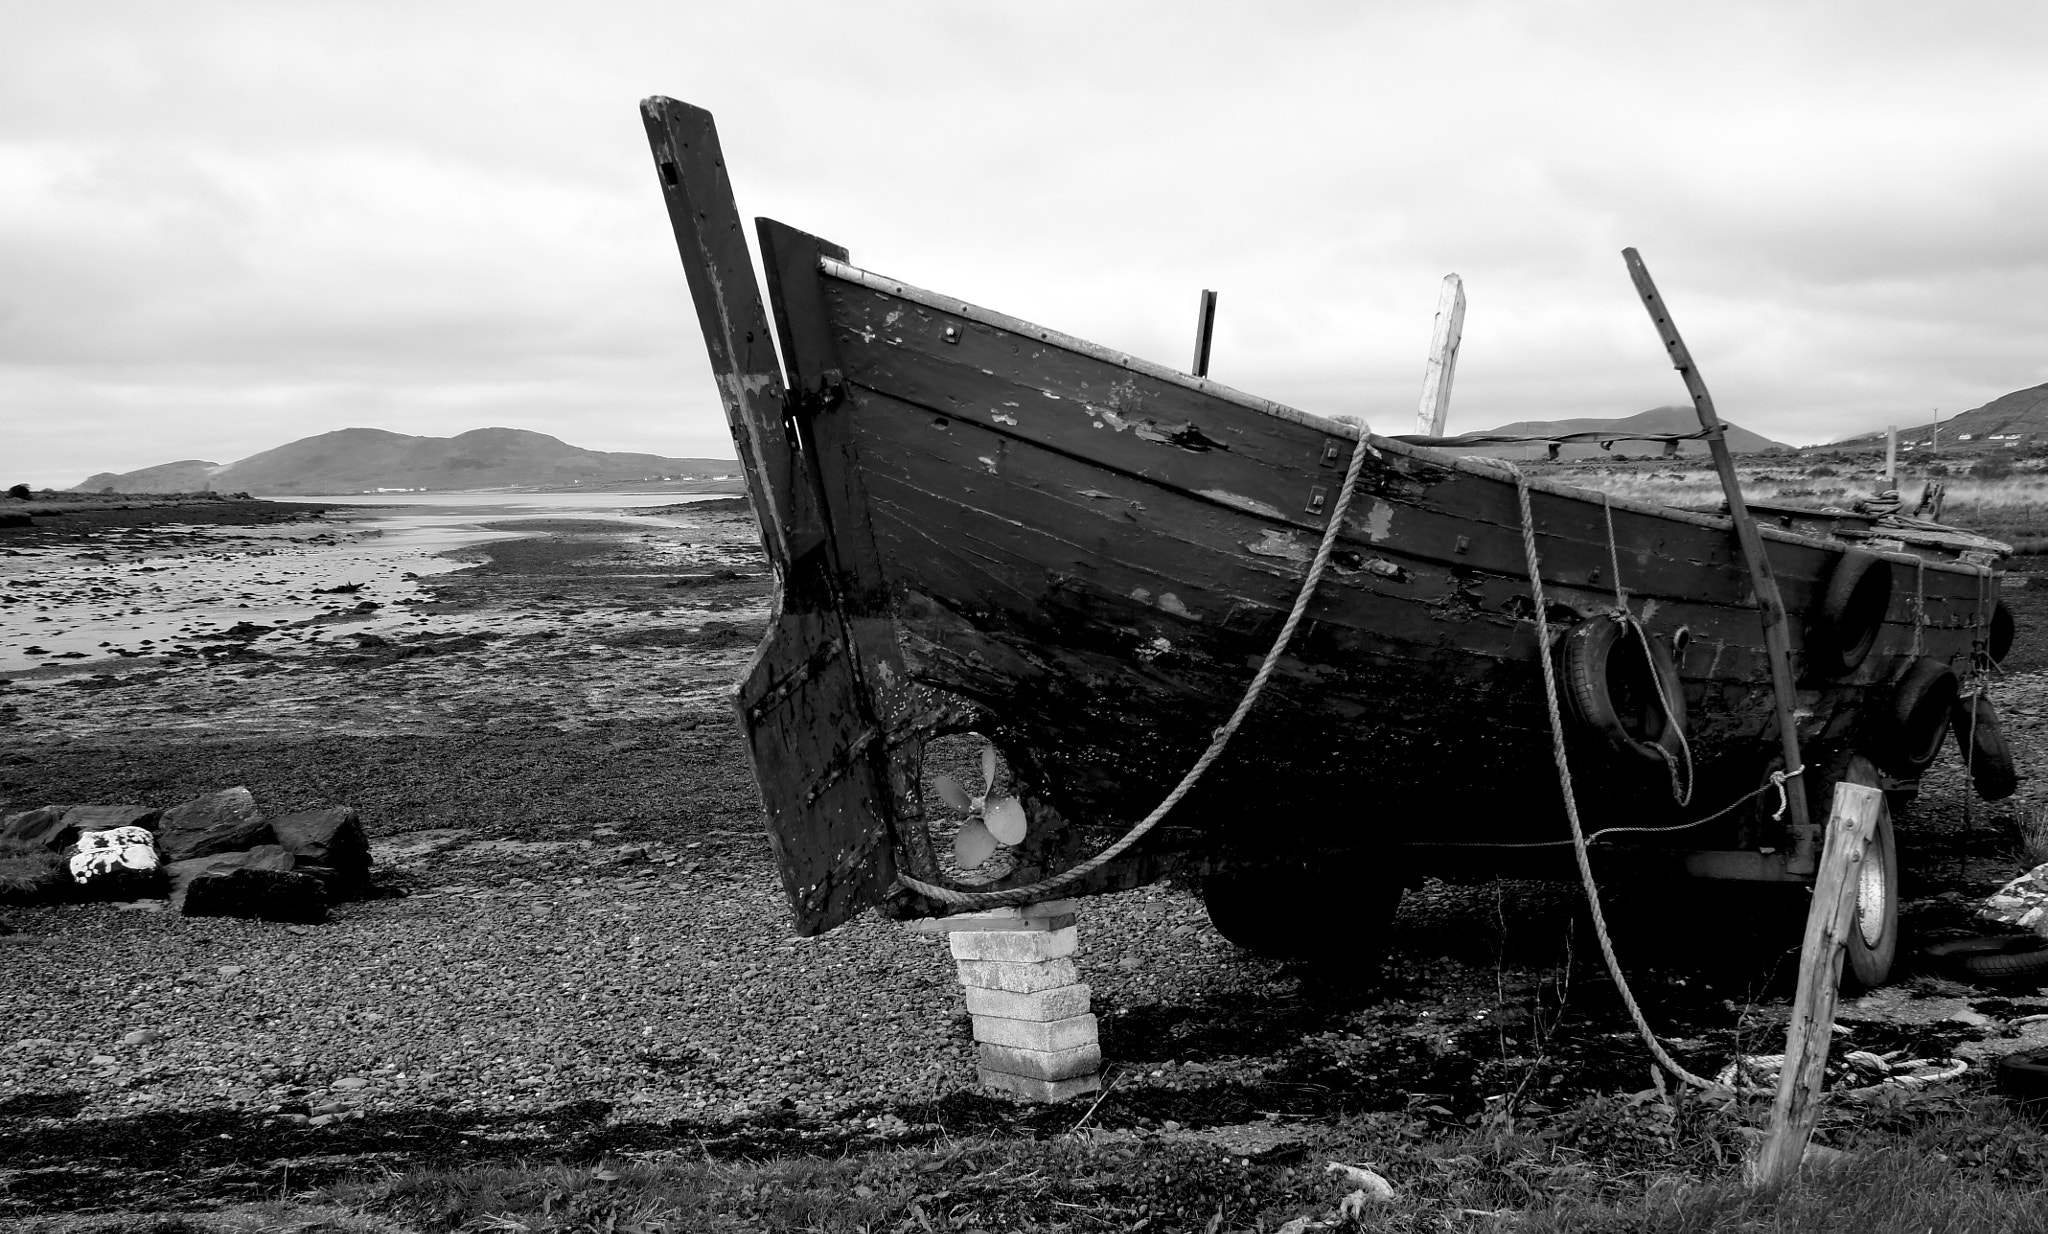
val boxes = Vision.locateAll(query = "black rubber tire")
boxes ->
[1884,657,1959,777]
[1952,693,2020,801]
[1924,935,2048,984]
[1558,617,1687,766]
[1990,598,2016,666]
[1203,864,1403,977]
[1811,550,1893,677]
[1997,1048,2048,1107]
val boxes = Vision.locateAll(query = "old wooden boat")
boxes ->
[640,99,2014,983]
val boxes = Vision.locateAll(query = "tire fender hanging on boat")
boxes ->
[1809,550,1892,677]
[1989,597,2016,666]
[1953,692,2020,801]
[1556,614,1688,765]
[1883,656,1959,777]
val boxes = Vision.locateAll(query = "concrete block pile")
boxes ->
[914,899,1101,1102]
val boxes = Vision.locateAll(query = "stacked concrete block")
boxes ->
[909,900,1101,1102]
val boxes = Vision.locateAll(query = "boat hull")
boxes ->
[641,98,2000,935]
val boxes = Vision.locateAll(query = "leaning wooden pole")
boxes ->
[1755,781,1886,1184]
[1190,289,1219,378]
[1622,249,1816,869]
[1415,273,1466,436]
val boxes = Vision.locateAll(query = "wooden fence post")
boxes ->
[1754,780,1886,1185]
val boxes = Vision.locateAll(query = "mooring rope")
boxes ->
[1505,461,1743,1093]
[1399,767,1800,851]
[894,421,1379,909]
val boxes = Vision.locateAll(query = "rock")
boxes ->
[157,788,272,862]
[65,827,164,900]
[1178,1120,1309,1162]
[331,1076,369,1090]
[217,965,244,976]
[237,843,299,873]
[1326,1162,1396,1202]
[270,807,371,894]
[121,1029,162,1047]
[370,828,474,863]
[1979,863,2048,936]
[67,827,160,881]
[60,804,162,835]
[0,805,77,851]
[165,854,247,911]
[181,866,329,924]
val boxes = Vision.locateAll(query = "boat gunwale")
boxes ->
[818,255,1993,583]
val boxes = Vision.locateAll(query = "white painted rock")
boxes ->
[1979,862,2048,936]
[67,827,160,885]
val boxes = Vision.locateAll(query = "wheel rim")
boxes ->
[1856,834,1889,950]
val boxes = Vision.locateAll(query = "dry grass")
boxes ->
[2019,802,2048,868]
[305,1092,2048,1234]
[0,841,66,904]
[1555,459,2048,544]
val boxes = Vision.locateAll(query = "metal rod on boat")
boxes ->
[1886,425,1897,487]
[1621,248,1817,872]
[1415,273,1466,436]
[1191,289,1218,378]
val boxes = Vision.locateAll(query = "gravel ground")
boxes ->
[0,839,1298,1128]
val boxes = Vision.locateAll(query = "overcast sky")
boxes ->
[7,1,2047,487]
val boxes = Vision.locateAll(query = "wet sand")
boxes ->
[0,495,772,741]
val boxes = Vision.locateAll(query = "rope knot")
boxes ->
[1768,764,1805,821]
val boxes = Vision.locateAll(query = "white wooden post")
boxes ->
[1414,273,1466,437]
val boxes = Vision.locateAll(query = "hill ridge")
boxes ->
[1459,405,1792,460]
[73,428,735,496]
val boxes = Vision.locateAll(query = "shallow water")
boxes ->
[0,493,734,675]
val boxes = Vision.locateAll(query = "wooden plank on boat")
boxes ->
[642,102,901,935]
[1415,274,1465,437]
[1755,780,1884,1184]
[736,600,900,934]
[639,97,822,573]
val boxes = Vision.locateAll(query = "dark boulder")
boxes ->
[0,805,76,852]
[62,804,162,834]
[270,808,371,895]
[157,788,272,862]
[164,854,245,911]
[235,843,297,872]
[181,866,328,924]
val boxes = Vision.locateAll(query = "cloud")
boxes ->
[5,1,2047,484]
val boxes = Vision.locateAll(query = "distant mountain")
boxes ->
[75,459,222,493]
[1834,382,2048,448]
[72,428,736,495]
[1457,406,1794,460]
